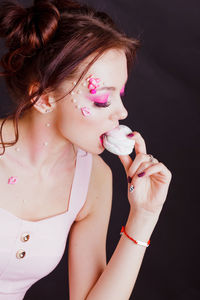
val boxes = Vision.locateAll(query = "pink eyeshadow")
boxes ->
[120,86,125,96]
[88,93,110,104]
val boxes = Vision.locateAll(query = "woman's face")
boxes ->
[54,49,128,154]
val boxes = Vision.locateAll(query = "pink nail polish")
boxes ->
[127,133,134,137]
[127,176,132,183]
[138,172,145,177]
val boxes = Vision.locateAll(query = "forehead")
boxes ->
[87,49,128,88]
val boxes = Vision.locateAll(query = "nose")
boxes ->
[119,108,128,120]
[109,101,128,121]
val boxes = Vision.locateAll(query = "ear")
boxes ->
[29,84,56,114]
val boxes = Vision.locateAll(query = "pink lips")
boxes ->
[100,135,104,146]
[99,126,119,147]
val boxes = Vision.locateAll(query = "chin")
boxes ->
[96,148,105,155]
[77,142,105,155]
[73,134,105,155]
[95,139,106,154]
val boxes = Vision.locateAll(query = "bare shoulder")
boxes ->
[75,153,113,222]
[68,154,113,299]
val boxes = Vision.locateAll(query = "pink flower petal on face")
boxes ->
[89,78,97,85]
[90,89,97,94]
[8,176,17,184]
[88,83,95,90]
[81,107,91,116]
[89,78,101,87]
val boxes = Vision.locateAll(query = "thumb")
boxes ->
[118,154,133,174]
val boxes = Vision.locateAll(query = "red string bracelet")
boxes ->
[120,226,150,247]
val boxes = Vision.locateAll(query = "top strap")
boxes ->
[67,148,93,217]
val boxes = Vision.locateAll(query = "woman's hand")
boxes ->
[118,131,172,217]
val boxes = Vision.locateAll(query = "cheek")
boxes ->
[56,101,107,154]
[56,99,104,139]
[66,94,108,121]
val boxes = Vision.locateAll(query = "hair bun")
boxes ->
[47,0,82,11]
[0,0,60,73]
[0,0,60,51]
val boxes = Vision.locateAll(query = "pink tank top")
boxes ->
[0,148,93,300]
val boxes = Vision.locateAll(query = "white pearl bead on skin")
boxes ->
[49,98,55,104]
[45,123,50,127]
[43,142,48,146]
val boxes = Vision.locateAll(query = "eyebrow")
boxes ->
[96,87,116,92]
[96,78,128,92]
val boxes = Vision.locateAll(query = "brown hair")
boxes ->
[0,0,140,155]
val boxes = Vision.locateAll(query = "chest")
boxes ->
[0,161,76,222]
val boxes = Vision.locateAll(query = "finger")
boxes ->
[118,154,132,174]
[127,161,153,191]
[130,161,153,183]
[136,162,172,183]
[141,162,172,182]
[127,131,147,155]
[127,153,154,177]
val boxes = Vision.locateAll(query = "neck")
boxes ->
[3,109,76,176]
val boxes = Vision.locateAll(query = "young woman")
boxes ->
[0,0,172,299]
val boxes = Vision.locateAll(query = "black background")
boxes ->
[0,0,199,299]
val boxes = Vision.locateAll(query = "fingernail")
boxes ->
[127,176,132,183]
[138,171,145,177]
[127,133,134,137]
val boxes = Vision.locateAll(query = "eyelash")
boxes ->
[93,92,125,108]
[93,101,111,108]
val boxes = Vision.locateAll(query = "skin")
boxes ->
[1,49,128,177]
[0,48,172,298]
[0,48,171,219]
[0,48,129,221]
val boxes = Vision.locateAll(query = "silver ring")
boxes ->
[129,185,134,193]
[148,154,154,163]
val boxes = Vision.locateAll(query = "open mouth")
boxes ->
[99,125,119,147]
[100,134,106,146]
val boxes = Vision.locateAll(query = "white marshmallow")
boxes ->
[103,125,135,155]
